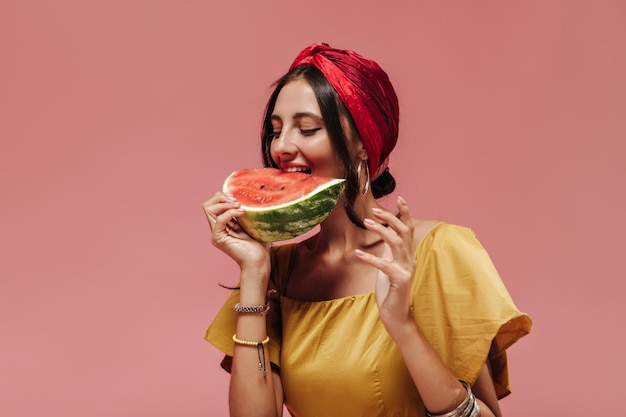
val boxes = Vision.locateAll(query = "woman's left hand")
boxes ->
[356,196,416,334]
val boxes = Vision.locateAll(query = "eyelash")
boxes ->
[270,127,322,139]
[301,128,322,136]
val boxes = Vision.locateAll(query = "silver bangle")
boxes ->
[233,289,276,315]
[425,381,480,417]
[234,302,270,315]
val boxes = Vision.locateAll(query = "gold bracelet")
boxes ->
[232,334,270,346]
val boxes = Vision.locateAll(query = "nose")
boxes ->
[271,128,298,156]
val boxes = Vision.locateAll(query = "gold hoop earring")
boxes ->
[357,159,370,196]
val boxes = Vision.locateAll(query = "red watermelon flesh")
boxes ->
[222,168,346,242]
[226,168,340,207]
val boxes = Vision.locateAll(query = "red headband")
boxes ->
[289,43,399,180]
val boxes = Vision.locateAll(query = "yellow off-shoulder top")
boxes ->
[205,223,532,417]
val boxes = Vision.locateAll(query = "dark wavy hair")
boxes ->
[261,65,396,229]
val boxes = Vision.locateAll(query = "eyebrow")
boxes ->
[271,112,324,123]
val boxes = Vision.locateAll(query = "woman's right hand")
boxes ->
[202,191,270,270]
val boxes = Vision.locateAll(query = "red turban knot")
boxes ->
[289,43,399,180]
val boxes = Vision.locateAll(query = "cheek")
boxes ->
[267,141,279,164]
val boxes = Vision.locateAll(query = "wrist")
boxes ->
[238,263,271,304]
[385,314,420,345]
[240,256,270,278]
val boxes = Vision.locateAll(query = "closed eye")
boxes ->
[300,127,322,136]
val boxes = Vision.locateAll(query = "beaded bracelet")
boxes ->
[232,334,270,346]
[232,334,270,378]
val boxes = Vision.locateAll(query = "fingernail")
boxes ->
[371,207,383,214]
[363,218,376,225]
[398,196,407,205]
[355,249,365,256]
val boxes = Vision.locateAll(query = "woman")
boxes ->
[203,43,531,417]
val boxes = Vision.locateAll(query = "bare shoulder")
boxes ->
[409,218,444,250]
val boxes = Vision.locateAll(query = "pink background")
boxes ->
[1,1,624,416]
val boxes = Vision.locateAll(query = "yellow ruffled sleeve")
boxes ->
[204,244,296,372]
[412,223,532,398]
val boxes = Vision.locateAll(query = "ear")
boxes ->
[357,146,368,161]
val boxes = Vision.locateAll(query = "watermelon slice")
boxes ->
[223,168,346,242]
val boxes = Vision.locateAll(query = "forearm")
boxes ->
[229,267,281,417]
[390,320,480,415]
[393,320,465,413]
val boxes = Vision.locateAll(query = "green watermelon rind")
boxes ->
[225,175,345,242]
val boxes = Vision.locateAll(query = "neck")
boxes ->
[304,193,391,254]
